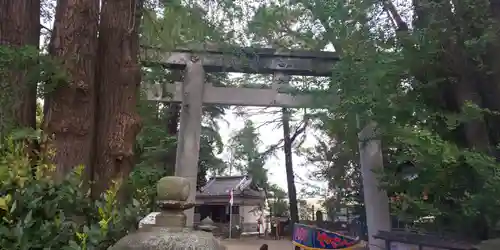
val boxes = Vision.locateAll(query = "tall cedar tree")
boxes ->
[45,0,99,179]
[93,0,143,194]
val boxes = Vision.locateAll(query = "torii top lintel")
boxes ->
[140,45,339,77]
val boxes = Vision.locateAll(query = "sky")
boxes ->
[216,106,329,199]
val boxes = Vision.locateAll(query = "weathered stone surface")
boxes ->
[157,176,190,201]
[155,207,187,228]
[201,217,214,225]
[198,217,216,232]
[140,45,339,76]
[109,227,226,250]
[143,82,318,108]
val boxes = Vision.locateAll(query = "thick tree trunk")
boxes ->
[0,0,40,139]
[93,0,143,195]
[45,0,99,179]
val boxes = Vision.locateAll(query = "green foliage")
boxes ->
[0,138,153,250]
[141,2,226,50]
[128,165,167,212]
[228,120,269,188]
[267,184,289,217]
[298,199,314,220]
[0,45,66,96]
[296,0,500,239]
[0,45,64,139]
[198,124,226,179]
[380,127,500,232]
[135,100,176,172]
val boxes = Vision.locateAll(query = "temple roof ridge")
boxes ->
[197,174,263,198]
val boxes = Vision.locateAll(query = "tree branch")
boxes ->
[290,121,307,142]
[40,24,52,33]
[380,0,408,31]
[290,111,310,142]
[260,139,284,160]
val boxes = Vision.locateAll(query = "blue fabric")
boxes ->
[292,223,360,249]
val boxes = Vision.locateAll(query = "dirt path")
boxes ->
[222,238,294,250]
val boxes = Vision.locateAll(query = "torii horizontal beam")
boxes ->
[140,45,339,76]
[143,82,318,108]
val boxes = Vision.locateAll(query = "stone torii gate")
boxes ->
[141,45,390,249]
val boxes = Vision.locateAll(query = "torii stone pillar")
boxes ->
[358,122,391,249]
[173,56,205,227]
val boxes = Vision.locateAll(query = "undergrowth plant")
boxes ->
[0,137,157,250]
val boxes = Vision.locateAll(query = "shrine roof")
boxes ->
[197,175,264,199]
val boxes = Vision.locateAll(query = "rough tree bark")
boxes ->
[93,0,143,195]
[45,0,99,179]
[0,0,40,139]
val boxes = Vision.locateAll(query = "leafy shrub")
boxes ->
[0,138,156,250]
[128,165,167,211]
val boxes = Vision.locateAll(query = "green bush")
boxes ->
[128,165,167,209]
[0,138,157,250]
